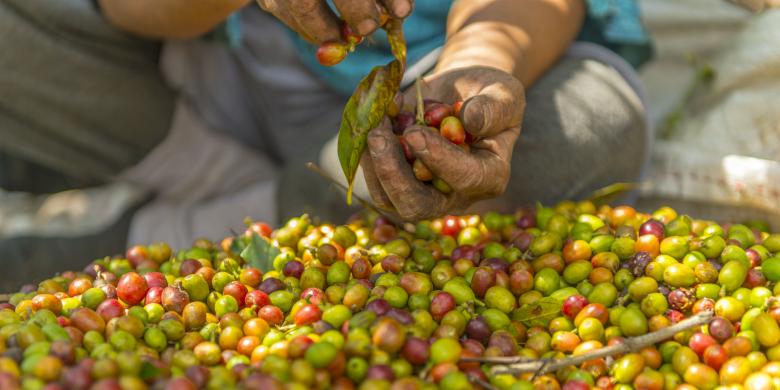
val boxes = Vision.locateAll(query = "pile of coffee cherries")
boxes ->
[2,202,780,390]
[393,99,469,194]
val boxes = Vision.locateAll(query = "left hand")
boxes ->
[361,66,525,220]
[256,0,413,44]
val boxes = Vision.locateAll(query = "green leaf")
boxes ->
[513,297,562,328]
[240,232,281,272]
[229,235,249,254]
[337,59,403,204]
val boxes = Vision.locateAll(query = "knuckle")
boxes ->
[257,0,274,11]
[398,199,432,221]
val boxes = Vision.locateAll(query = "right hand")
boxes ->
[256,0,413,44]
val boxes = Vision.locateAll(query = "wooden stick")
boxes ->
[487,310,713,376]
[469,374,499,390]
[460,355,537,364]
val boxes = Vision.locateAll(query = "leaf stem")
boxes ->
[415,76,425,125]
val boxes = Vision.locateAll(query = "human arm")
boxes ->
[438,0,584,87]
[98,0,250,39]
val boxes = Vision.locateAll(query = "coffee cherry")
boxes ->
[116,272,148,306]
[340,22,364,46]
[439,116,466,145]
[423,103,452,128]
[9,204,780,389]
[393,112,415,135]
[412,160,434,182]
[399,136,415,163]
[316,42,348,66]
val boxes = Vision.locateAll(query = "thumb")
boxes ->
[461,79,525,138]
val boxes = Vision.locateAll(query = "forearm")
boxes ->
[435,0,585,87]
[99,0,250,39]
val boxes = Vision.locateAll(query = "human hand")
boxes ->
[256,0,412,44]
[361,66,525,220]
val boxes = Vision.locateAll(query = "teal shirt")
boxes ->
[219,0,652,96]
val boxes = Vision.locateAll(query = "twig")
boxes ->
[489,310,713,376]
[460,355,537,364]
[468,374,499,390]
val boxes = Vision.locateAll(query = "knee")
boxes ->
[505,54,650,205]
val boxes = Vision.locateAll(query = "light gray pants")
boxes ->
[0,0,648,290]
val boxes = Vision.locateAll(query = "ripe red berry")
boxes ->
[639,219,665,241]
[294,304,322,326]
[96,299,124,322]
[125,245,149,267]
[245,290,270,308]
[689,332,717,356]
[144,286,164,305]
[423,103,453,128]
[116,272,148,306]
[562,295,589,319]
[703,344,728,370]
[245,222,273,238]
[316,41,348,66]
[430,292,456,321]
[223,281,248,308]
[179,259,202,276]
[399,136,415,163]
[441,216,462,237]
[258,305,284,325]
[401,337,430,365]
[143,272,168,289]
[394,112,415,135]
[340,22,363,46]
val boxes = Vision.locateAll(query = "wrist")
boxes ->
[433,24,526,82]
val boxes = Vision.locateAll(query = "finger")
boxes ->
[333,0,381,36]
[461,77,525,138]
[257,0,311,40]
[367,122,448,220]
[288,0,342,44]
[360,149,394,210]
[381,0,413,18]
[404,125,520,196]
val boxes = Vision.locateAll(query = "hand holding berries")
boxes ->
[361,66,525,220]
[256,0,413,66]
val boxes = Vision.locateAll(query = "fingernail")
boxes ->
[357,19,377,35]
[394,1,411,17]
[369,135,388,156]
[405,130,427,152]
